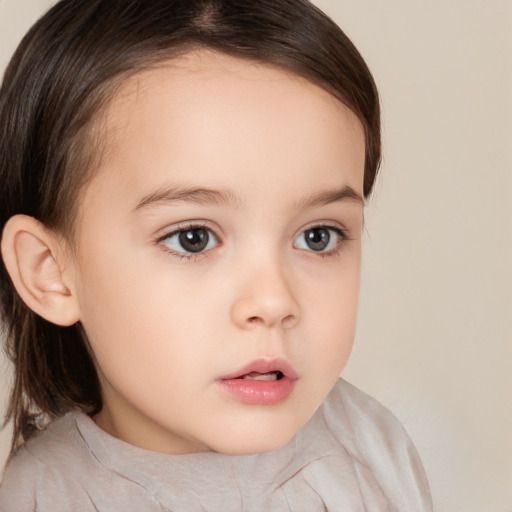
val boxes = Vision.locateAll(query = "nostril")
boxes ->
[281,314,297,328]
[246,314,297,328]
[231,294,300,330]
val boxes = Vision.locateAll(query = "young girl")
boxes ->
[0,0,432,510]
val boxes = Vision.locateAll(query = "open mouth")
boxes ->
[220,357,299,382]
[239,371,285,381]
[217,359,298,405]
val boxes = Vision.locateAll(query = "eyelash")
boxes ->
[155,223,219,261]
[155,222,349,261]
[295,224,349,259]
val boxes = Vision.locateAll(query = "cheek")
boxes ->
[73,243,206,377]
[300,255,361,371]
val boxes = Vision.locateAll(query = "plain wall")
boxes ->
[1,1,511,511]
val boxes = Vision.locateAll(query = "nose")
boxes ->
[230,261,300,330]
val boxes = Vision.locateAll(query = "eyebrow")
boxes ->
[132,183,363,213]
[294,185,364,209]
[131,185,242,213]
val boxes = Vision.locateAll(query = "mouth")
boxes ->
[239,371,284,381]
[219,358,299,381]
[216,358,299,405]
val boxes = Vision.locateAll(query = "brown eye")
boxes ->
[178,228,210,253]
[160,226,218,255]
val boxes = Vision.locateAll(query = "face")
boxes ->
[69,51,365,455]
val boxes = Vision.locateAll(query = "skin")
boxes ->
[27,50,366,455]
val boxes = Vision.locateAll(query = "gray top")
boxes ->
[0,379,432,511]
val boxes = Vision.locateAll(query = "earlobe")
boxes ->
[1,214,80,326]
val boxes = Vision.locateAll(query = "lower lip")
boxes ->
[217,376,297,405]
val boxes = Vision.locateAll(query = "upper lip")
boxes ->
[218,357,300,381]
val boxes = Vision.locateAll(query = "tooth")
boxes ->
[241,372,278,381]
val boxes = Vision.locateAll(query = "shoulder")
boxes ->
[0,443,42,512]
[0,412,101,512]
[0,412,165,512]
[322,378,433,511]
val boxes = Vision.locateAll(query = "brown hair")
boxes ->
[0,0,380,455]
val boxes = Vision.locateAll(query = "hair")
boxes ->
[0,0,380,455]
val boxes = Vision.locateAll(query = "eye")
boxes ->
[159,225,219,255]
[294,226,344,253]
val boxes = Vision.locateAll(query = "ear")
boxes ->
[1,214,79,326]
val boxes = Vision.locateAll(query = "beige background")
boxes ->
[1,0,511,510]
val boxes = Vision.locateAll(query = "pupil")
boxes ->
[179,229,209,253]
[306,228,330,251]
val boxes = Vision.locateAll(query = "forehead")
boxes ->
[86,50,365,209]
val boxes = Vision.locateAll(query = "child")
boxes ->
[0,0,432,510]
